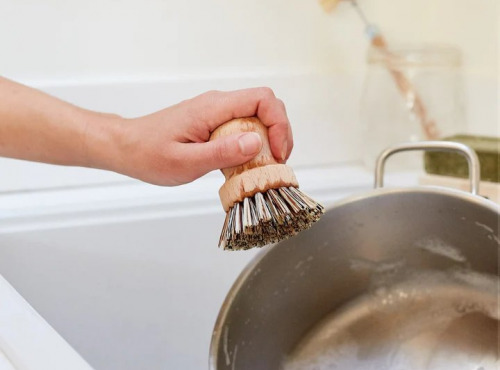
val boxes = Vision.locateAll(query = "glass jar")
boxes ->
[360,44,466,169]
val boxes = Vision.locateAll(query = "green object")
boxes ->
[424,134,500,183]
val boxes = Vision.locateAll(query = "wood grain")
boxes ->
[210,117,299,211]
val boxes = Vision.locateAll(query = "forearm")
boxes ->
[0,77,119,169]
[0,80,292,186]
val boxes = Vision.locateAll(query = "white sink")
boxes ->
[0,165,376,369]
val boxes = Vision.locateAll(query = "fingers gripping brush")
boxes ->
[210,117,325,251]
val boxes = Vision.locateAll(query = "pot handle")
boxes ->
[374,141,480,195]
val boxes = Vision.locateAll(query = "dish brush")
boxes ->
[210,117,325,251]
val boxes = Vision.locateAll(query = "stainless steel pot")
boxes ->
[210,142,499,370]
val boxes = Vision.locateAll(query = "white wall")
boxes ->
[0,0,497,191]
[2,0,496,80]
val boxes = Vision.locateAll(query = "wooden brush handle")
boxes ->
[210,117,298,211]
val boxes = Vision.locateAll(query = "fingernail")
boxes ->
[238,132,262,156]
[281,140,288,161]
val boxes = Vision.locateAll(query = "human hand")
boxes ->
[100,88,293,186]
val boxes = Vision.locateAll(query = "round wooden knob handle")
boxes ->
[210,117,298,211]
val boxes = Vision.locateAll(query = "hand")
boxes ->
[0,78,292,187]
[103,88,293,186]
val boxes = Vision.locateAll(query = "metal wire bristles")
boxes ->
[219,187,325,251]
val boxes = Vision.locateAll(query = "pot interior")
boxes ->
[211,189,499,370]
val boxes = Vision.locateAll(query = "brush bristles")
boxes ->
[219,187,325,251]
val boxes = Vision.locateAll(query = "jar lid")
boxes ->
[367,44,462,68]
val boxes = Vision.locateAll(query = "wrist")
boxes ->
[81,110,126,173]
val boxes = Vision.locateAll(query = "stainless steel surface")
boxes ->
[210,186,499,369]
[374,141,481,195]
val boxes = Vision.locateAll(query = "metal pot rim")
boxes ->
[208,185,499,368]
[332,185,499,214]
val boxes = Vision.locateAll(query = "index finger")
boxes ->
[190,87,293,162]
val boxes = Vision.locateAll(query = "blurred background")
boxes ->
[0,0,497,191]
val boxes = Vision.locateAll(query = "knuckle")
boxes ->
[205,89,221,99]
[197,90,221,105]
[206,89,220,96]
[257,86,275,99]
[276,98,286,110]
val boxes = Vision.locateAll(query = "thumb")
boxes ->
[190,132,263,174]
